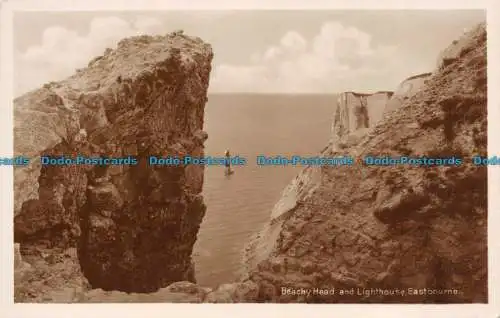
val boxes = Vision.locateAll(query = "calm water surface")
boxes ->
[193,94,335,288]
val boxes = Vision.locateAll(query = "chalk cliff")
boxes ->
[14,32,213,299]
[384,73,432,113]
[244,22,487,303]
[331,91,393,150]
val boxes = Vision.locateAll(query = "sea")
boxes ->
[192,94,336,288]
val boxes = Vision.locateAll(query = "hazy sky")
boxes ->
[13,10,485,96]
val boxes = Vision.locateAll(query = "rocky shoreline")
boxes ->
[14,23,487,303]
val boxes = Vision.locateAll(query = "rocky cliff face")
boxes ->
[384,73,432,113]
[15,23,487,304]
[244,22,487,303]
[242,90,399,273]
[331,91,393,150]
[243,165,322,277]
[330,72,433,152]
[14,32,213,297]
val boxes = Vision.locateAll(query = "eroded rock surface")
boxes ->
[384,72,432,113]
[331,91,394,148]
[14,31,214,298]
[15,23,487,304]
[244,22,487,303]
[243,165,322,277]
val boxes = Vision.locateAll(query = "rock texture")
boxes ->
[15,23,487,304]
[80,279,259,303]
[330,73,432,152]
[14,31,214,299]
[331,91,393,148]
[436,25,486,70]
[244,22,487,303]
[384,73,432,113]
[243,165,322,276]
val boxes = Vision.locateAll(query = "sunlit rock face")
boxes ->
[14,32,213,293]
[14,23,488,304]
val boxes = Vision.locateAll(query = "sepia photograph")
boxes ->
[7,4,490,309]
